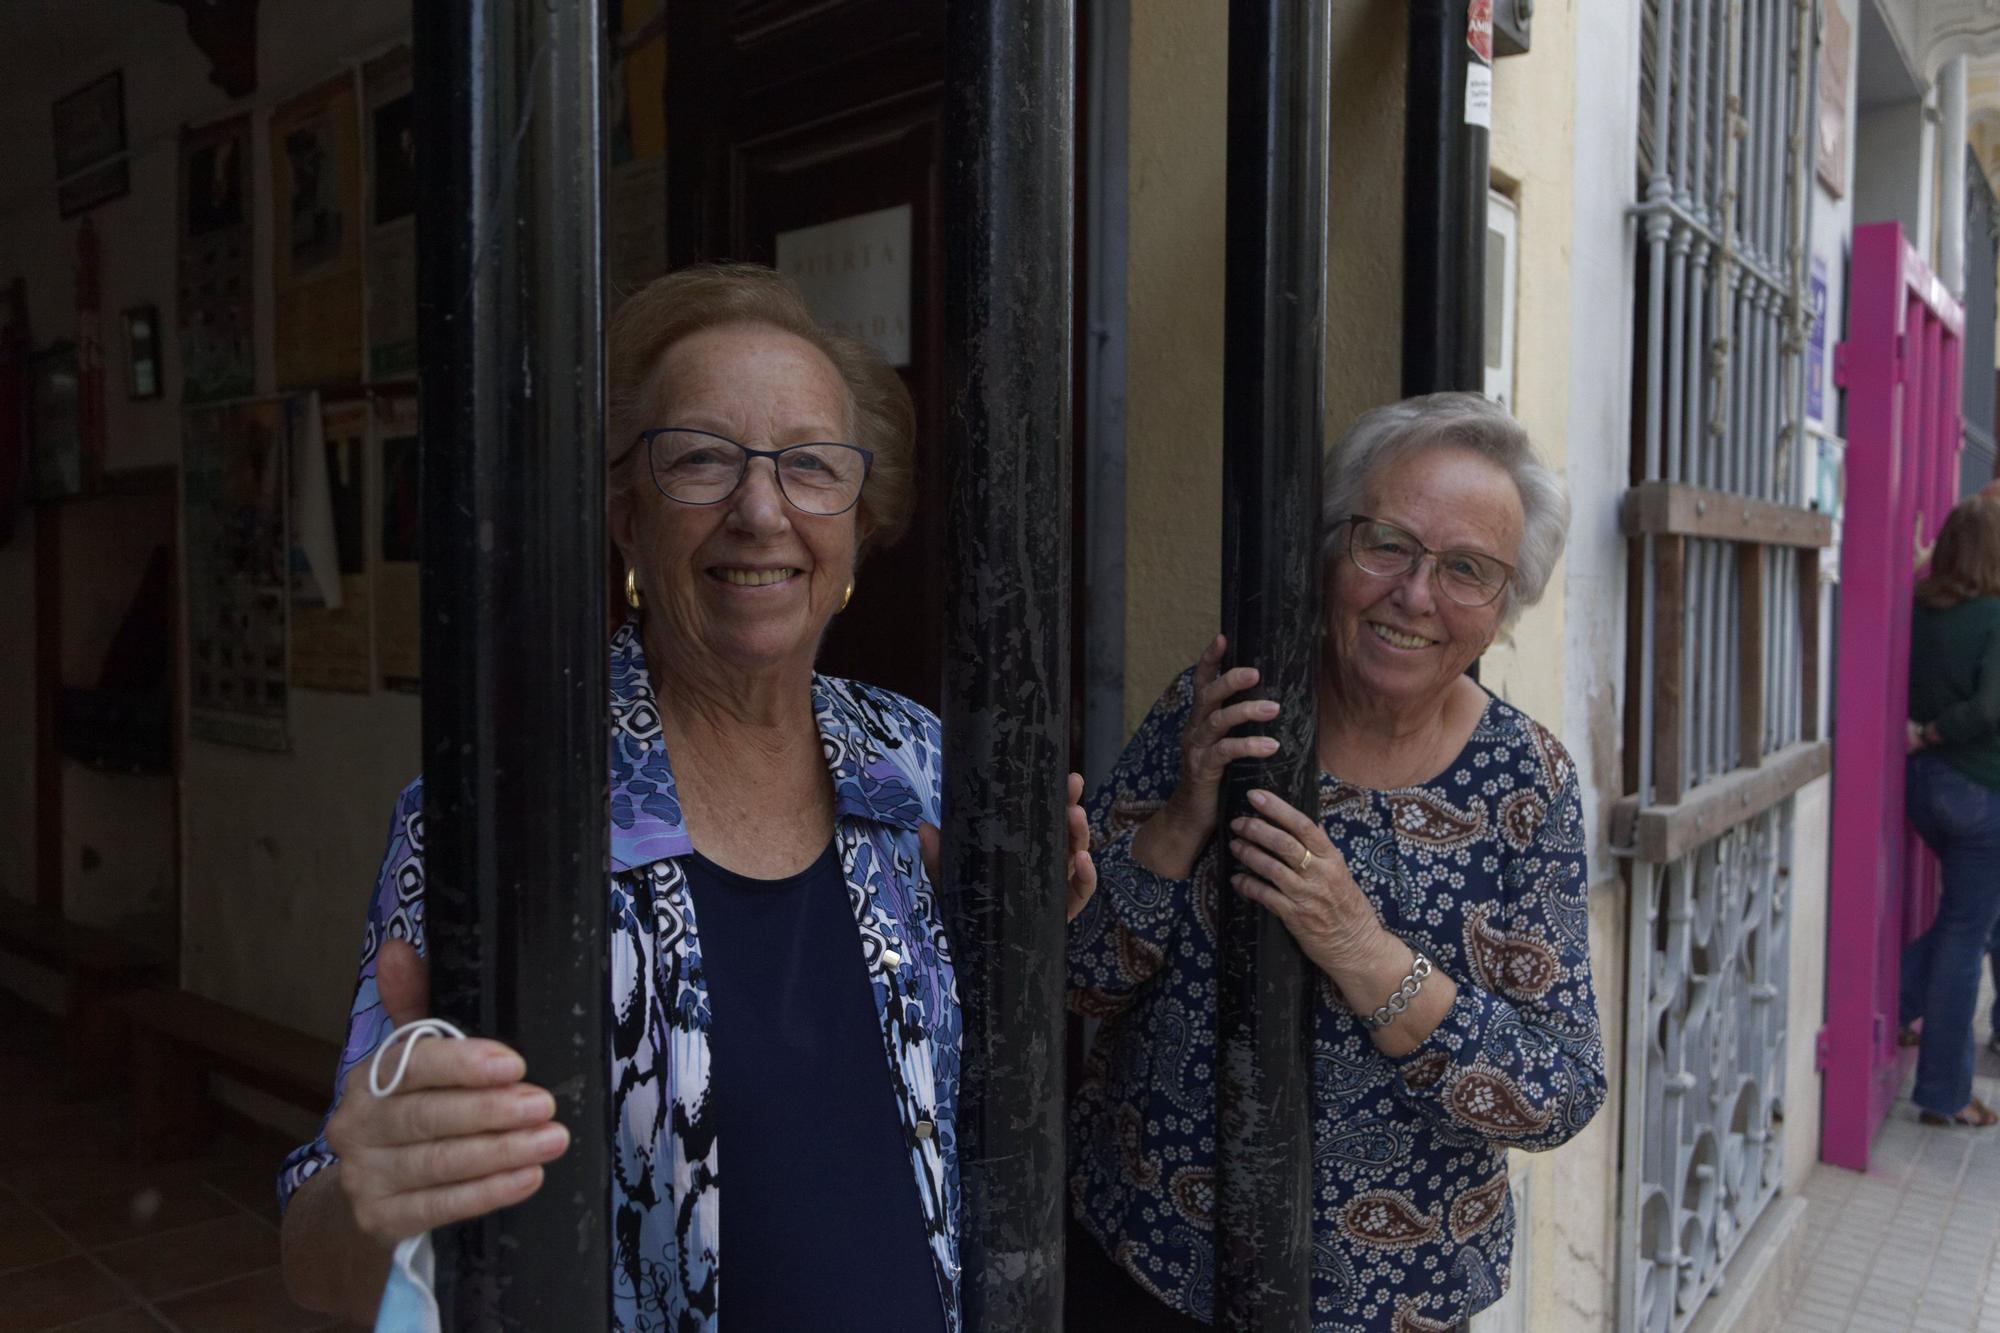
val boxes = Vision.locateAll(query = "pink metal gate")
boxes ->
[1824,222,1965,1171]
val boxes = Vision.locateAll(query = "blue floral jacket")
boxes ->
[1067,668,1606,1333]
[278,622,962,1332]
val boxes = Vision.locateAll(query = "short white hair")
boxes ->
[1321,392,1569,625]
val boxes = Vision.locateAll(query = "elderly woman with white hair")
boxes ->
[1065,392,1606,1333]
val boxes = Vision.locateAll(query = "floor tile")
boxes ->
[0,1196,76,1275]
[92,1214,278,1303]
[155,1268,334,1333]
[0,1255,128,1332]
[47,1310,172,1332]
[39,1167,239,1250]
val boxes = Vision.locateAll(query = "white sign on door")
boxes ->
[775,203,913,368]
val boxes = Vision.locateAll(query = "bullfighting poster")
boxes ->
[270,74,364,389]
[177,114,254,403]
[374,387,421,691]
[290,394,373,692]
[363,48,418,380]
[185,400,290,750]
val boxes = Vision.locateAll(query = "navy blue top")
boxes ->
[684,841,947,1333]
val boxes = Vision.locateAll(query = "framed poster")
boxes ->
[363,49,418,379]
[291,394,373,691]
[52,71,125,179]
[185,400,291,749]
[373,387,421,690]
[270,73,364,388]
[179,114,255,403]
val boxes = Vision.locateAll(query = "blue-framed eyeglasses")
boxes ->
[637,428,874,517]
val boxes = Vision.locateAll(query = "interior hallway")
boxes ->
[0,992,335,1332]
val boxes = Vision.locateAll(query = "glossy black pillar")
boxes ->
[1403,0,1490,395]
[941,1,1073,1328]
[412,2,610,1327]
[1215,1,1328,1328]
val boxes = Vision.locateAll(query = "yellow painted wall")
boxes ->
[1122,0,1411,729]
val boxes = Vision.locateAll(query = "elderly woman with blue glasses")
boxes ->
[1066,393,1605,1333]
[277,264,1096,1332]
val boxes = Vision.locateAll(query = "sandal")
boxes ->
[1920,1097,1999,1128]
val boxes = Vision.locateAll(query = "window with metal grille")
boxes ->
[1617,3,1830,1330]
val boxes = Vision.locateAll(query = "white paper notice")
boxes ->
[1465,62,1493,130]
[776,204,913,367]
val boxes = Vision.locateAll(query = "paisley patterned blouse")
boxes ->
[277,621,963,1333]
[1067,668,1605,1333]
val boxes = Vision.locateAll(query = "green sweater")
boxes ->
[1910,596,2000,790]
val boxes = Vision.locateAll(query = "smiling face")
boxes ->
[1325,443,1524,715]
[612,321,861,676]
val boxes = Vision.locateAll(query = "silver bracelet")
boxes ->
[1363,951,1433,1030]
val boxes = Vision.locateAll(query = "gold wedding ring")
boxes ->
[1296,849,1314,874]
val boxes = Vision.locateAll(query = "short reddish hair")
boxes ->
[606,263,916,555]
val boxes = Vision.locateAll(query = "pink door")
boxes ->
[1824,223,1965,1170]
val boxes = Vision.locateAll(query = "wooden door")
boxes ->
[667,0,948,708]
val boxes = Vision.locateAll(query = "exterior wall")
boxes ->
[0,0,417,1039]
[1853,99,1936,248]
[1121,1,1226,725]
[1121,0,1410,730]
[1784,0,1863,1201]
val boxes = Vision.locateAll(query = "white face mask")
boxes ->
[375,1233,442,1333]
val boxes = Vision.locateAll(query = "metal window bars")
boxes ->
[1618,2,1827,1330]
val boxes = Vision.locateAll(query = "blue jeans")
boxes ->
[1897,755,2000,1116]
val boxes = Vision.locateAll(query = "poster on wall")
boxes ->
[185,400,291,750]
[364,48,418,380]
[270,73,364,389]
[606,1,668,297]
[291,395,373,691]
[178,114,255,404]
[374,387,421,691]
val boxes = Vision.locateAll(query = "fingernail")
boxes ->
[532,1124,569,1153]
[1259,738,1280,752]
[517,1090,553,1124]
[1228,839,1243,855]
[1248,790,1269,807]
[486,1053,523,1079]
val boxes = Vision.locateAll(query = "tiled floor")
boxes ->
[0,992,339,1333]
[1780,1002,2000,1333]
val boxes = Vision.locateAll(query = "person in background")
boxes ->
[1901,494,2000,1128]
[276,264,1096,1330]
[1066,393,1605,1332]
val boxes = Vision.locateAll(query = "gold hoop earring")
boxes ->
[840,580,854,612]
[625,568,642,610]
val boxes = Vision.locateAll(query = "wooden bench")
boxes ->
[124,988,340,1161]
[0,898,168,1087]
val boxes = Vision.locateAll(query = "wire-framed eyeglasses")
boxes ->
[1340,515,1514,608]
[638,428,874,517]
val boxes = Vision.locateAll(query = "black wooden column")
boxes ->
[1216,1,1329,1328]
[1403,0,1491,395]
[412,2,610,1327]
[941,1,1074,1328]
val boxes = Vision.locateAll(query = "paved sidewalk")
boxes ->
[1780,991,2000,1333]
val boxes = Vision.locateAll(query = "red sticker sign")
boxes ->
[1468,0,1494,63]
